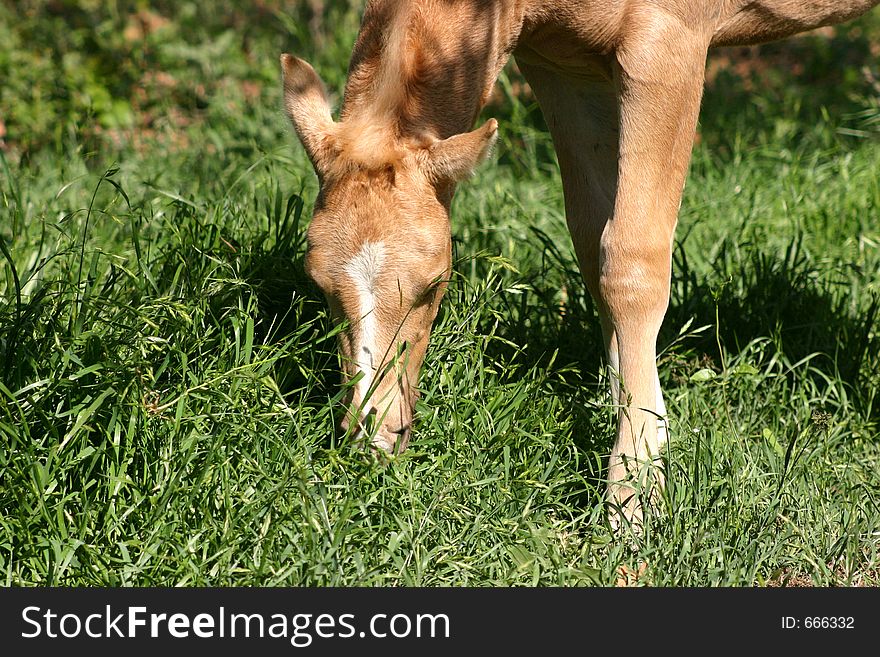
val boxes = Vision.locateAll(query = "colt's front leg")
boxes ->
[603,16,710,529]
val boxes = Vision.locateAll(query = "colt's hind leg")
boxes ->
[514,58,626,447]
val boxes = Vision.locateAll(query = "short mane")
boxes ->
[332,1,449,171]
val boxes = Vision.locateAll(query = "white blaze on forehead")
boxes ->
[343,241,387,405]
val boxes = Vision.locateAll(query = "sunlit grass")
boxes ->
[1,4,878,586]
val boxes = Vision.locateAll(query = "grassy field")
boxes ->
[1,1,879,586]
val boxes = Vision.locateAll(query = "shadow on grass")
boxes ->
[230,192,340,405]
[470,228,613,483]
[472,226,877,458]
[458,228,877,521]
[667,236,878,401]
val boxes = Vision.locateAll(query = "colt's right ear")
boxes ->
[425,119,498,184]
[281,54,337,176]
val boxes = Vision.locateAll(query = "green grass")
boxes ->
[1,2,879,586]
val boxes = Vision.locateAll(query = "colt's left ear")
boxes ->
[425,119,498,183]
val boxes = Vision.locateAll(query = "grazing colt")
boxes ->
[282,0,879,526]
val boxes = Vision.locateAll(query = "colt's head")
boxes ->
[281,54,496,453]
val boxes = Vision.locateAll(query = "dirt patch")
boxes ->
[766,565,878,587]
